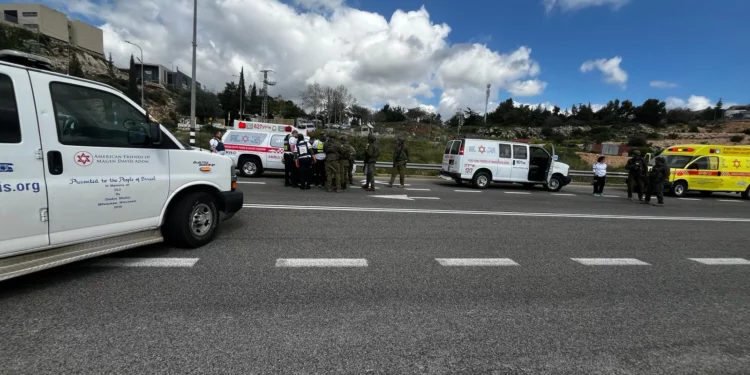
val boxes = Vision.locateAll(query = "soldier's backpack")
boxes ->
[340,144,352,160]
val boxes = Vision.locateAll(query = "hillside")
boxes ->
[0,22,180,123]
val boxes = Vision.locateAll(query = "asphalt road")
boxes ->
[1,175,749,374]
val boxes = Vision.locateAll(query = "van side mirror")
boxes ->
[149,122,163,145]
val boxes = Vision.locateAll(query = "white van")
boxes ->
[440,138,571,191]
[0,50,242,281]
[223,121,309,177]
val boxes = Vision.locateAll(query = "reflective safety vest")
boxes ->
[283,136,290,152]
[316,141,324,153]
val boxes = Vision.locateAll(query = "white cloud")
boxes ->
[650,80,677,89]
[580,56,628,88]
[40,0,545,119]
[543,0,630,13]
[666,95,712,111]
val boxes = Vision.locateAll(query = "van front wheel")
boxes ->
[742,187,750,200]
[671,181,688,197]
[164,192,219,248]
[544,175,563,192]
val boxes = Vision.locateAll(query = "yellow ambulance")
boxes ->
[650,144,750,199]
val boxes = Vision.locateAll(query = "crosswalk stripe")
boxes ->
[275,258,368,267]
[688,258,750,265]
[571,258,650,266]
[87,258,200,267]
[436,258,519,266]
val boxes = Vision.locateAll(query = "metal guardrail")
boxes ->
[354,161,629,178]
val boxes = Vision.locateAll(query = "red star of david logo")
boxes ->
[74,151,93,166]
[733,159,741,168]
[677,171,684,177]
[478,145,486,154]
[242,136,249,142]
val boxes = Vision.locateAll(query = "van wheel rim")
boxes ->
[478,175,488,187]
[549,178,560,190]
[675,184,684,195]
[243,162,257,175]
[190,204,213,237]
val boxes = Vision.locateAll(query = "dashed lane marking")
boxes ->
[602,195,621,198]
[571,258,650,266]
[87,258,200,267]
[243,204,750,223]
[552,193,576,196]
[405,188,431,191]
[688,258,750,265]
[679,198,701,201]
[718,200,743,203]
[412,197,441,200]
[505,192,531,195]
[237,181,266,185]
[454,190,481,193]
[436,258,519,266]
[276,258,368,267]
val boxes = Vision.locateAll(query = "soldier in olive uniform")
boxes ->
[362,134,379,191]
[625,150,647,201]
[348,142,356,185]
[644,156,670,206]
[324,134,341,192]
[386,136,409,188]
[339,136,352,190]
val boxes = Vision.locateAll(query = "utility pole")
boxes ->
[232,74,243,119]
[484,83,491,124]
[260,69,276,121]
[189,0,197,146]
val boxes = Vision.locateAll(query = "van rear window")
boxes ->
[449,141,462,155]
[444,141,453,154]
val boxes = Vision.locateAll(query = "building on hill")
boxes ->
[131,62,201,91]
[725,105,750,120]
[0,3,103,56]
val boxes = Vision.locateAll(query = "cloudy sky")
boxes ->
[32,0,750,117]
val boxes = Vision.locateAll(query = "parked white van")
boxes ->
[223,121,312,177]
[440,138,572,191]
[0,50,242,281]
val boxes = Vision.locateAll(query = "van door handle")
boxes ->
[47,151,63,175]
[513,160,516,165]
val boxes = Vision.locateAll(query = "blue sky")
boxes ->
[350,0,749,109]
[40,0,749,113]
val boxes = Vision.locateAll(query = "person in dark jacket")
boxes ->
[625,150,646,201]
[386,137,409,188]
[339,136,352,190]
[644,156,670,206]
[362,134,379,191]
[295,134,314,190]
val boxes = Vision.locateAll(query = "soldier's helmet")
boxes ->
[632,150,641,156]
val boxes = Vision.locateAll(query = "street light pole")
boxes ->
[189,0,198,147]
[124,40,144,109]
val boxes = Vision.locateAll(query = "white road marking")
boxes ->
[406,188,431,191]
[505,192,531,195]
[602,195,621,198]
[243,204,750,223]
[679,198,701,201]
[552,193,576,196]
[571,258,650,266]
[688,258,750,265]
[275,258,368,267]
[455,190,481,193]
[370,194,413,200]
[237,181,266,185]
[718,200,742,203]
[436,258,519,266]
[88,258,200,267]
[412,197,440,200]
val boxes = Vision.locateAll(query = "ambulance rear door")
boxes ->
[224,130,270,170]
[442,140,462,174]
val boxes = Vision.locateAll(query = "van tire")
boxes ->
[472,171,491,189]
[164,192,219,248]
[671,181,688,197]
[238,156,263,177]
[742,187,750,200]
[544,175,563,192]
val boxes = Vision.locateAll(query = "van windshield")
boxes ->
[649,155,694,168]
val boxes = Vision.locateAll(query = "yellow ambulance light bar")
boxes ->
[667,147,695,152]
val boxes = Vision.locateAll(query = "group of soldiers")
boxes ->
[625,150,671,206]
[281,131,407,193]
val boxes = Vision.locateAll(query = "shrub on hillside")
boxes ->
[627,136,648,147]
[668,133,679,140]
[730,135,745,143]
[646,132,662,140]
[743,129,750,135]
[688,125,700,133]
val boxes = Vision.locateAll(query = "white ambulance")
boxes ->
[439,138,572,191]
[0,50,242,281]
[222,120,310,177]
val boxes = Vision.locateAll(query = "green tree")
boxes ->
[107,52,114,75]
[127,54,139,103]
[634,99,667,127]
[217,81,240,121]
[714,98,724,121]
[178,87,223,123]
[69,52,84,78]
[619,100,635,120]
[248,83,261,115]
